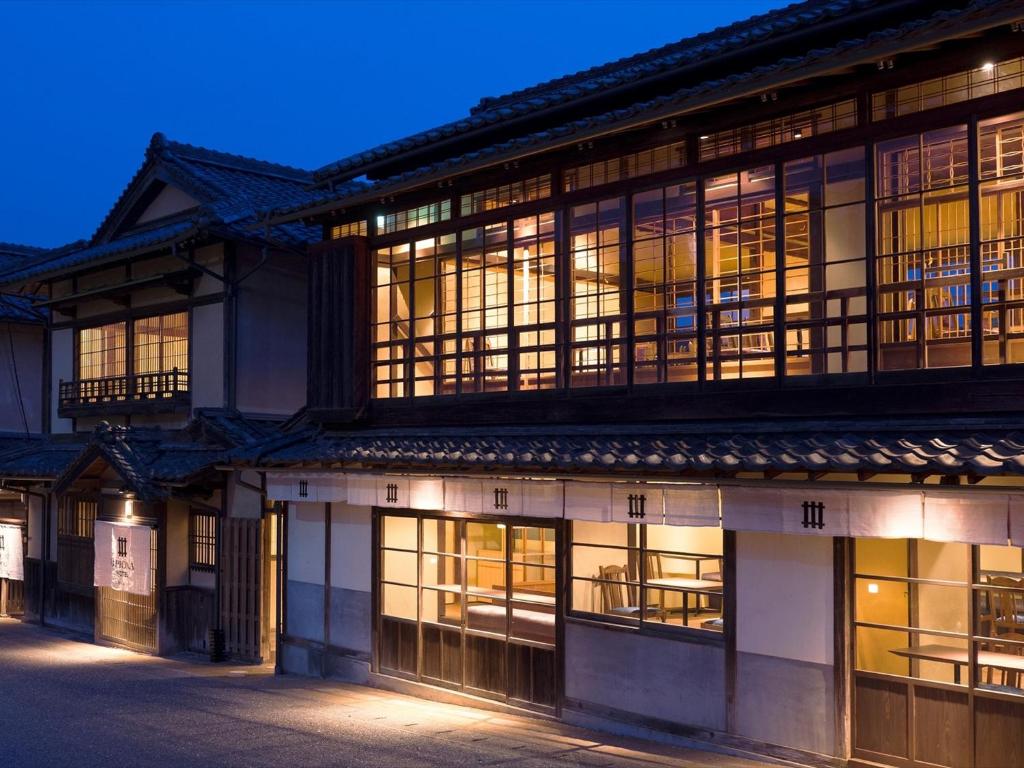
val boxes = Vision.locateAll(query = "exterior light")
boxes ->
[124,500,133,519]
[867,582,879,594]
[794,130,803,139]
[699,135,710,140]
[982,62,995,72]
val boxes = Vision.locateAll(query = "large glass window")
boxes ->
[78,322,126,380]
[570,522,724,634]
[876,126,971,370]
[704,166,777,379]
[372,243,411,398]
[632,182,698,383]
[377,514,557,708]
[784,149,868,375]
[570,198,625,387]
[855,538,1024,698]
[134,311,188,375]
[980,112,1024,365]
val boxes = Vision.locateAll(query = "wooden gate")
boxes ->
[221,517,262,661]
[0,523,27,617]
[96,529,158,654]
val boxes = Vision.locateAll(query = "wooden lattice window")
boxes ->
[58,497,96,539]
[189,509,217,572]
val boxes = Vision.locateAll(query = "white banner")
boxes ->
[610,483,664,525]
[0,524,23,581]
[266,473,347,503]
[564,482,612,522]
[923,492,1009,545]
[662,485,720,527]
[1011,496,1024,548]
[94,521,151,596]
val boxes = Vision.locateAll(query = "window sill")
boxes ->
[566,612,726,648]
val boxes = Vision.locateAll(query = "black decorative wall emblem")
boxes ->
[117,536,128,557]
[627,493,647,519]
[0,535,5,551]
[298,480,309,498]
[385,483,399,504]
[801,500,825,530]
[493,487,509,511]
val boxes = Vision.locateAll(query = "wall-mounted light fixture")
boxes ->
[867,582,879,594]
[123,492,135,521]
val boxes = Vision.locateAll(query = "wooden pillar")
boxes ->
[322,502,332,678]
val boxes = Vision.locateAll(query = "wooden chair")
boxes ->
[598,564,663,621]
[989,631,1024,689]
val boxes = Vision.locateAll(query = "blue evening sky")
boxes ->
[0,0,786,247]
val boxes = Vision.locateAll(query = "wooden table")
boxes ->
[647,577,723,618]
[890,643,1024,685]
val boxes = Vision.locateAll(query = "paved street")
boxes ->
[0,619,775,768]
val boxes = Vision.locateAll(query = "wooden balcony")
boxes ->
[58,369,190,417]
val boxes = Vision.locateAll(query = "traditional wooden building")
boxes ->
[239,2,1024,766]
[0,134,336,659]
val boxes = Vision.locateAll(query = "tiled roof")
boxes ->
[0,133,357,286]
[313,1,1009,183]
[278,1,1016,220]
[234,418,1024,480]
[0,293,44,323]
[50,411,282,501]
[0,434,87,481]
[0,243,48,275]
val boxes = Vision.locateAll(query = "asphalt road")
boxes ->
[0,619,772,768]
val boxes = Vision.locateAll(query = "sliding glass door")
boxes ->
[376,512,559,710]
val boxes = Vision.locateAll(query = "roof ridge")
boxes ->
[471,0,861,114]
[154,132,313,183]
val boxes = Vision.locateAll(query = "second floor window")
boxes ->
[77,311,189,380]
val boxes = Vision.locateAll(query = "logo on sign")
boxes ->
[110,530,136,592]
[385,483,399,504]
[0,534,5,551]
[493,487,509,511]
[801,500,825,530]
[298,480,309,499]
[627,493,647,520]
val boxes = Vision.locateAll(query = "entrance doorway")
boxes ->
[851,538,1024,768]
[376,512,559,710]
[96,528,158,654]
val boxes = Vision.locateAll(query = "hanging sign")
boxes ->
[94,521,151,596]
[0,524,23,581]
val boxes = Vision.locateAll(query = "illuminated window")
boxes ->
[330,220,368,239]
[783,148,869,376]
[461,175,551,216]
[872,56,1024,121]
[512,212,559,390]
[78,322,126,380]
[704,166,777,380]
[632,182,698,384]
[570,198,625,387]
[377,200,451,235]
[188,509,216,572]
[133,312,188,377]
[460,223,510,393]
[372,243,412,398]
[378,514,557,708]
[876,126,971,370]
[564,142,686,193]
[699,100,857,163]
[570,521,724,634]
[980,112,1024,365]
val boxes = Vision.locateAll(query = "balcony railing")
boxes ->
[58,368,190,413]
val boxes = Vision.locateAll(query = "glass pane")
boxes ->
[421,587,462,626]
[571,577,643,622]
[382,583,417,621]
[571,520,629,546]
[512,564,556,604]
[979,544,1024,579]
[465,595,507,637]
[856,625,911,675]
[917,540,969,583]
[571,544,633,582]
[466,521,505,559]
[856,577,909,626]
[646,587,723,631]
[421,518,460,554]
[382,549,417,586]
[910,632,968,685]
[382,515,417,550]
[511,600,556,645]
[856,538,908,578]
[467,557,506,596]
[915,582,968,633]
[511,526,556,566]
[420,553,461,590]
[976,637,1024,695]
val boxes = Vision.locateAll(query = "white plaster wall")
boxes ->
[165,500,189,587]
[289,502,325,586]
[227,472,261,520]
[50,328,73,434]
[330,503,372,592]
[0,323,43,433]
[190,302,224,410]
[736,531,834,665]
